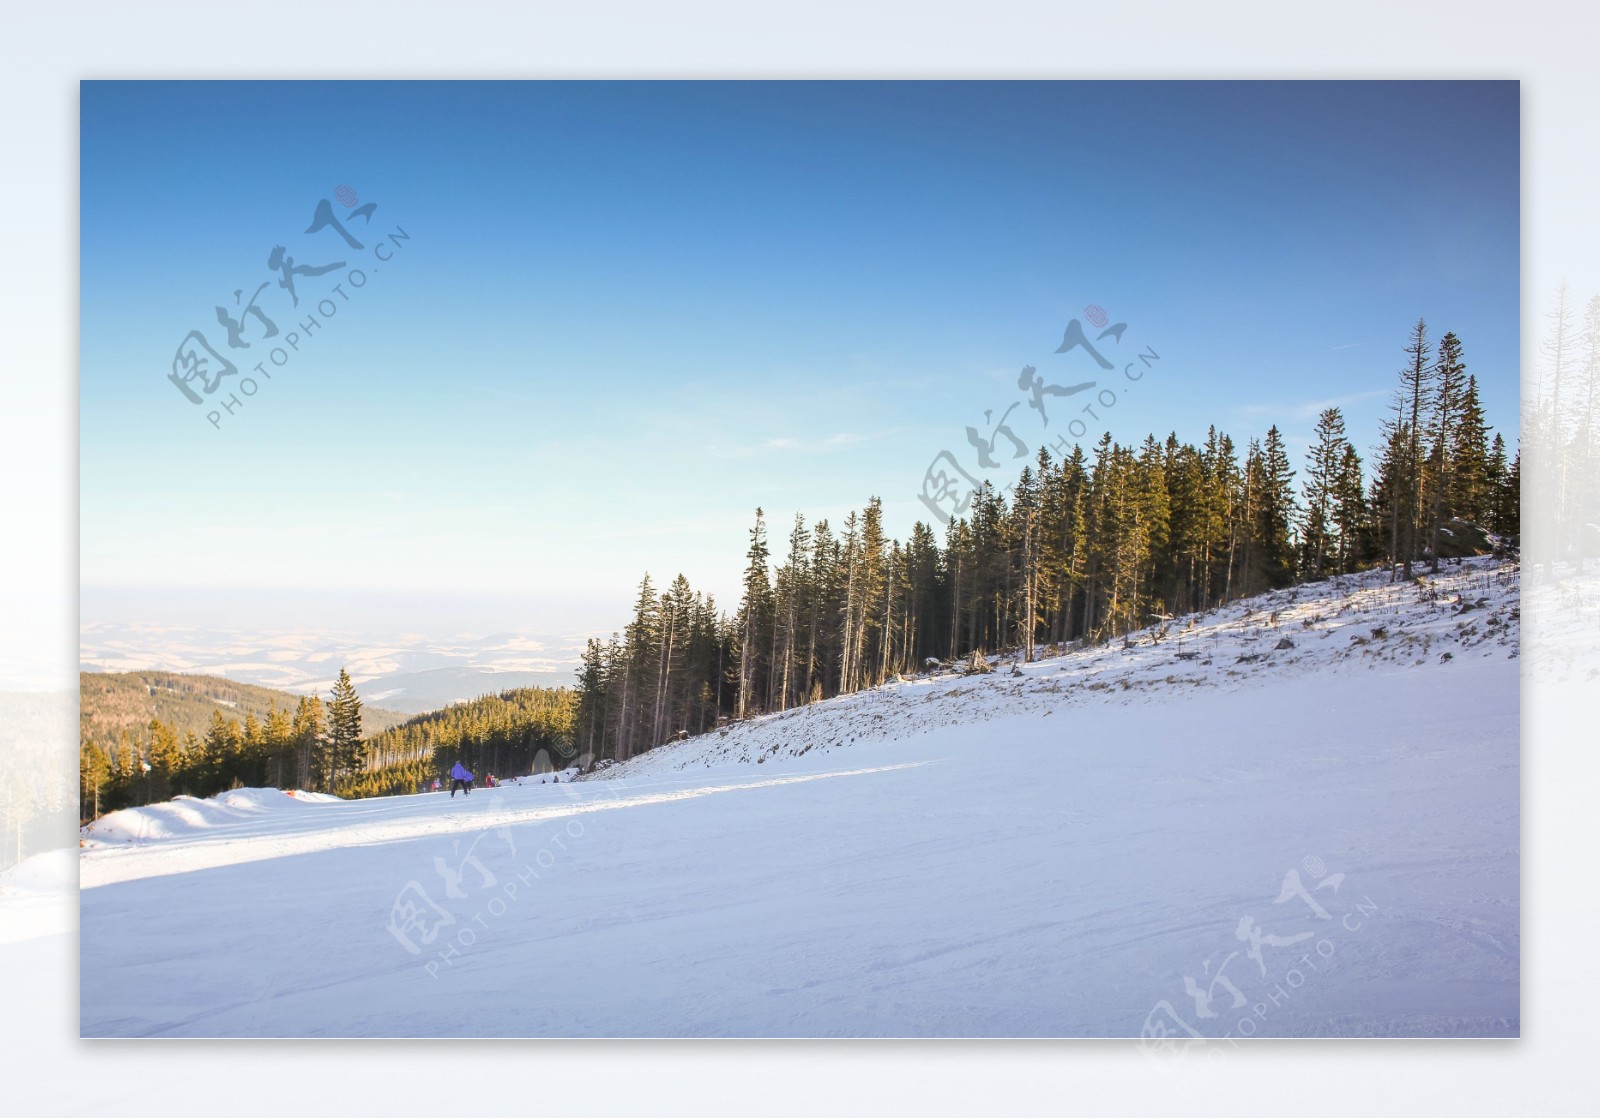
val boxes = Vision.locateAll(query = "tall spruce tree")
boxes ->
[1257,426,1298,588]
[735,510,772,719]
[1397,318,1434,577]
[1425,331,1468,572]
[327,667,364,789]
[1302,408,1348,579]
[1333,443,1368,574]
[264,706,294,790]
[1450,374,1492,527]
[292,694,325,790]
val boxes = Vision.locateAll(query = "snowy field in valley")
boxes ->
[76,559,1520,1037]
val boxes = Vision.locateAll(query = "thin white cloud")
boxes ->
[764,432,868,451]
[706,431,889,459]
[1237,387,1393,421]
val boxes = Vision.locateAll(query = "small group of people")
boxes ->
[425,762,499,796]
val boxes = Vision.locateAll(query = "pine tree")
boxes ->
[201,710,235,789]
[773,515,811,710]
[1450,374,1492,527]
[839,509,864,691]
[264,706,294,790]
[1372,418,1410,574]
[147,718,184,801]
[1302,408,1347,579]
[327,667,364,789]
[904,519,944,666]
[654,574,693,743]
[857,498,889,688]
[1258,426,1298,588]
[1133,435,1172,622]
[80,742,111,822]
[574,639,606,763]
[1489,440,1520,539]
[1162,436,1205,615]
[620,573,659,758]
[1082,435,1115,635]
[242,711,264,787]
[1397,318,1433,577]
[1333,443,1368,574]
[1425,331,1467,572]
[735,510,771,720]
[293,694,326,791]
[112,727,139,788]
[809,519,840,698]
[1208,430,1241,603]
[1012,466,1041,660]
[1052,443,1092,643]
[179,731,202,791]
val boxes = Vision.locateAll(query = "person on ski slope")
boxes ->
[449,760,474,797]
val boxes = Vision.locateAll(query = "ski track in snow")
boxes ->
[77,763,934,888]
[76,558,1521,1037]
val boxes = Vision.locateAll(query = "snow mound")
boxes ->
[83,787,343,845]
[0,849,75,896]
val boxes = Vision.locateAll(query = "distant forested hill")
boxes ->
[351,686,577,798]
[78,669,575,818]
[79,670,409,748]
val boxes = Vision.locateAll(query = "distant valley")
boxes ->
[79,622,586,714]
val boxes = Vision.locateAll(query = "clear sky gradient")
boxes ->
[80,80,1519,642]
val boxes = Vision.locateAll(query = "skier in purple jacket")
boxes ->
[449,760,474,797]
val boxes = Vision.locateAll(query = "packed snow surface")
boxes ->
[0,850,75,949]
[79,559,1519,1037]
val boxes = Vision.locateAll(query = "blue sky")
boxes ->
[80,80,1519,644]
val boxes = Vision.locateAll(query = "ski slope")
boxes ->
[78,559,1520,1038]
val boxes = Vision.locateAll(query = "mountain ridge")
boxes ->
[79,669,412,748]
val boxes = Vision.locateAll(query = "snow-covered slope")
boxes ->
[595,557,1519,781]
[78,559,1519,1038]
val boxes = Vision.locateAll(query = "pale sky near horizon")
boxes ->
[80,80,1520,648]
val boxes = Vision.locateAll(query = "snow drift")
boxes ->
[84,787,343,845]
